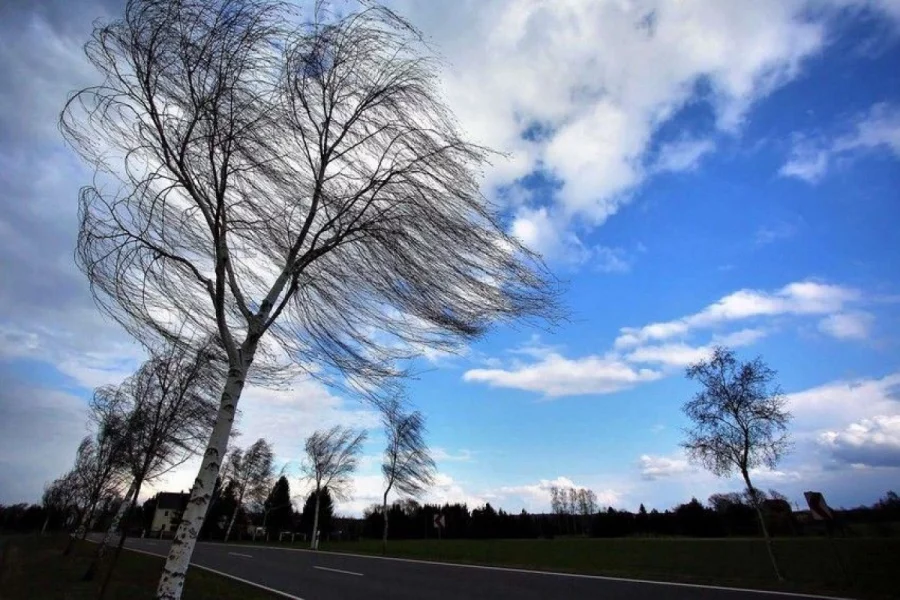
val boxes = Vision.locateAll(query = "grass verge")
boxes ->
[305,537,898,599]
[0,534,281,600]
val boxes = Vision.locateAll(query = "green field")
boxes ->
[315,537,898,599]
[0,535,278,600]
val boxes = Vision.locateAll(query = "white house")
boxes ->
[150,492,190,536]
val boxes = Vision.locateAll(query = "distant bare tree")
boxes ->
[380,397,435,551]
[63,406,128,556]
[302,426,366,549]
[61,0,557,595]
[222,438,275,542]
[41,472,81,535]
[85,342,218,590]
[682,346,792,581]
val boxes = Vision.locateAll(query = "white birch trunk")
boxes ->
[155,367,246,600]
[102,480,137,551]
[381,495,389,552]
[223,487,245,543]
[310,487,321,550]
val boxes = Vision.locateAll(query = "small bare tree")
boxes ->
[380,397,435,551]
[682,346,792,581]
[63,408,128,556]
[85,342,218,590]
[61,1,557,595]
[302,426,366,549]
[222,438,275,542]
[41,472,82,535]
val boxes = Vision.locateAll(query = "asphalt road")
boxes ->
[109,537,844,600]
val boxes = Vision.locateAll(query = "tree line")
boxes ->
[9,485,899,541]
[350,490,900,542]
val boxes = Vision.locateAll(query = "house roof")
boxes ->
[156,492,190,510]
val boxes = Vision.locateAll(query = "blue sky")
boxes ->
[1,0,899,516]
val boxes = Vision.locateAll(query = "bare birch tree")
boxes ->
[84,342,218,590]
[302,426,366,549]
[222,438,274,542]
[63,406,128,556]
[682,346,792,581]
[380,397,434,551]
[41,472,82,535]
[61,0,557,596]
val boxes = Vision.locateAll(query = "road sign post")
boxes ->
[804,491,849,582]
[433,514,445,540]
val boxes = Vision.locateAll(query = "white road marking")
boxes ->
[200,541,850,599]
[228,551,254,558]
[313,566,364,577]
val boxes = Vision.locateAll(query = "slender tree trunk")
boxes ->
[742,469,783,581]
[156,366,247,600]
[98,477,145,600]
[310,487,321,550]
[83,479,137,581]
[381,489,390,554]
[63,502,95,556]
[224,487,245,543]
[41,512,51,535]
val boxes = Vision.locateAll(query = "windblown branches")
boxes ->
[682,346,792,478]
[381,396,434,499]
[61,0,558,395]
[302,425,366,502]
[225,438,275,508]
[111,342,220,483]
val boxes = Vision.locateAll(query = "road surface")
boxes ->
[106,537,845,600]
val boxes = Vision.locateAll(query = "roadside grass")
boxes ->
[0,534,280,600]
[300,536,896,599]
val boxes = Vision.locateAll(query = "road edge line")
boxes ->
[118,543,306,600]
[199,540,853,600]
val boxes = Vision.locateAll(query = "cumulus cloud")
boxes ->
[463,353,662,397]
[639,454,694,480]
[819,416,900,467]
[386,0,845,263]
[785,373,900,432]
[780,102,900,183]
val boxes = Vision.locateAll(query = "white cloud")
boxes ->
[467,280,868,399]
[615,281,860,348]
[819,416,900,467]
[626,343,713,368]
[639,454,694,480]
[786,373,900,433]
[463,353,662,397]
[779,144,830,183]
[432,448,476,463]
[388,0,836,262]
[818,311,875,340]
[625,330,770,367]
[653,138,716,173]
[780,102,900,183]
[493,476,622,513]
[594,246,634,274]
